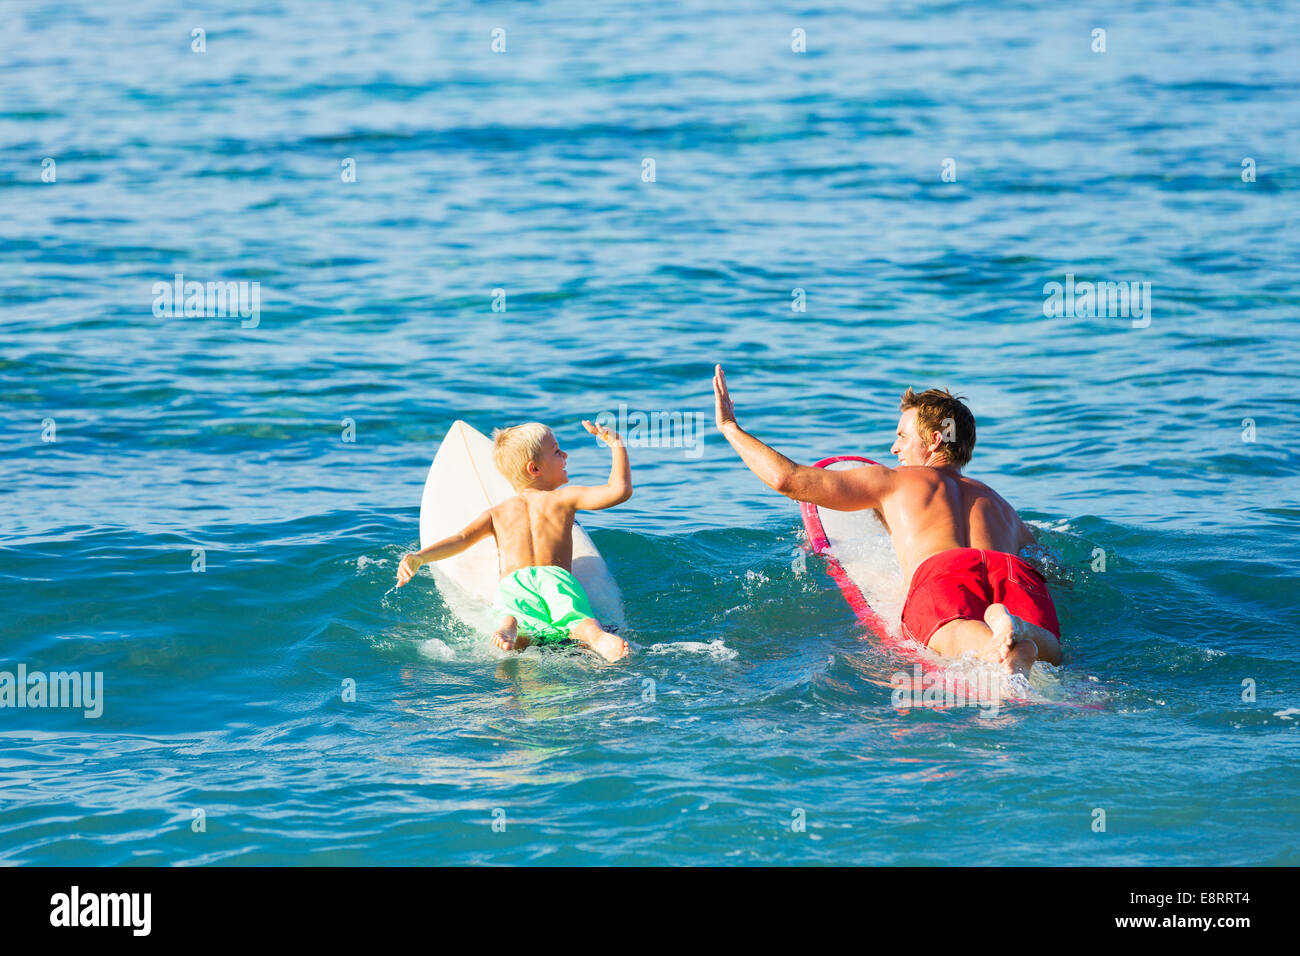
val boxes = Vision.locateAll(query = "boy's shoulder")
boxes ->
[488,492,521,515]
[492,488,573,510]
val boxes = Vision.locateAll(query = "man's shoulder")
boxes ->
[894,467,1004,503]
[892,465,952,487]
[957,473,1010,502]
[954,475,1023,524]
[955,473,996,493]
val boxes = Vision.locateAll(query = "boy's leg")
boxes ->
[533,567,624,660]
[570,617,628,662]
[491,615,532,652]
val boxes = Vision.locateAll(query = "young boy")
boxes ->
[396,419,631,662]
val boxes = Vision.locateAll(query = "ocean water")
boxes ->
[3,0,1299,865]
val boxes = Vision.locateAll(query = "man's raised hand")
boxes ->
[714,364,738,432]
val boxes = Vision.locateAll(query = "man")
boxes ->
[712,365,1062,677]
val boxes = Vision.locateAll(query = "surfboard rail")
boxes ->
[798,456,896,644]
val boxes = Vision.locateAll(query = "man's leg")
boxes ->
[1012,616,1061,665]
[927,604,1039,678]
[984,603,1061,666]
[992,554,1063,665]
[570,617,629,662]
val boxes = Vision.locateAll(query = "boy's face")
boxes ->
[526,431,569,489]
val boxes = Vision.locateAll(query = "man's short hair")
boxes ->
[900,387,976,467]
[491,422,553,488]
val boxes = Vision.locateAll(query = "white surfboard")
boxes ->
[418,420,627,633]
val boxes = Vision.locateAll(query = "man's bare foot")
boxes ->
[983,603,1037,677]
[983,603,1018,661]
[1004,638,1038,680]
[491,617,530,652]
[987,604,1064,667]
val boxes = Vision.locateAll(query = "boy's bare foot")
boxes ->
[571,618,629,662]
[589,631,629,662]
[491,617,530,652]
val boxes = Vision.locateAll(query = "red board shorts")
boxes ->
[901,548,1060,647]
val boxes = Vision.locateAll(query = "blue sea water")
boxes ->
[2,0,1299,865]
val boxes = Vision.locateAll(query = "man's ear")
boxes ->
[927,430,945,453]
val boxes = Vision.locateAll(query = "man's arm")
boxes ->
[560,419,633,511]
[396,508,494,587]
[713,365,892,511]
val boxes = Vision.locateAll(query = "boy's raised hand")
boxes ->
[582,419,622,447]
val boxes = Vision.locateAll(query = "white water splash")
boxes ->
[647,639,738,662]
[418,638,456,660]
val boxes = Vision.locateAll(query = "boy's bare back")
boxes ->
[490,490,577,578]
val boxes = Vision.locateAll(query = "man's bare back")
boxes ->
[872,468,1035,586]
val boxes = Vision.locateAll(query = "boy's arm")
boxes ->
[396,508,493,587]
[713,364,892,511]
[561,419,633,511]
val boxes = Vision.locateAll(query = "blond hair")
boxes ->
[492,422,553,488]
